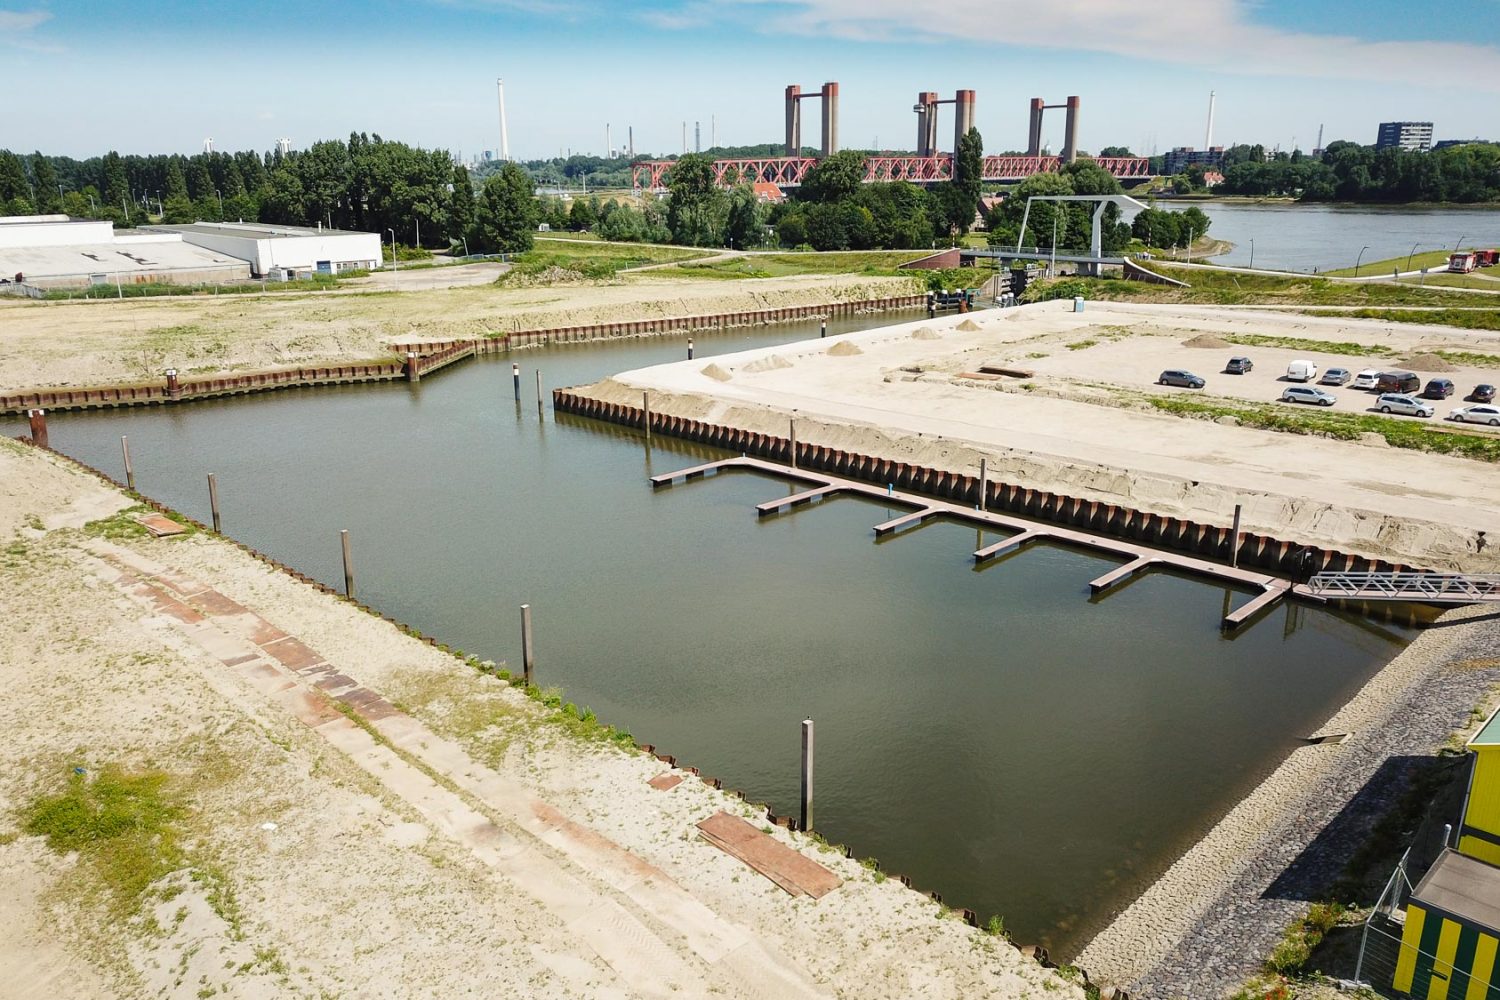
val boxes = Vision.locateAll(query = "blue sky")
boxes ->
[3,1,1498,160]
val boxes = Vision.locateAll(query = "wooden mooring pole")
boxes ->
[687,337,694,360]
[207,473,221,533]
[520,603,535,686]
[535,370,543,412]
[1231,503,1243,568]
[512,362,520,400]
[121,435,135,491]
[340,529,355,598]
[800,718,814,833]
[642,391,652,447]
[788,417,797,468]
[26,409,47,449]
[978,458,987,511]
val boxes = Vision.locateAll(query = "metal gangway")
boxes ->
[1304,572,1500,604]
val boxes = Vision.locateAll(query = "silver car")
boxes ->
[1376,393,1434,418]
[1281,386,1336,406]
[1450,404,1500,426]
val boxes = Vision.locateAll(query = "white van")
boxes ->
[1286,359,1319,382]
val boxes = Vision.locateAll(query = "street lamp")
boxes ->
[1354,245,1370,277]
[1455,233,1467,255]
[1249,238,1254,270]
[388,228,397,275]
[415,217,420,250]
[214,189,222,213]
[1406,243,1420,273]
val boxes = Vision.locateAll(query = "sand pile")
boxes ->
[1183,334,1232,349]
[827,341,864,357]
[1402,352,1457,372]
[742,354,794,373]
[700,363,733,382]
[956,319,981,332]
[912,327,942,340]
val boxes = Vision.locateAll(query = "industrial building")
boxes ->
[1376,121,1434,152]
[147,222,383,279]
[0,215,249,290]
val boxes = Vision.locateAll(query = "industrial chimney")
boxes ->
[1205,90,1216,151]
[497,78,510,161]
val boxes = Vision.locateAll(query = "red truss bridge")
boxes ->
[630,155,1152,191]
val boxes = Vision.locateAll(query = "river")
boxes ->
[6,315,1421,956]
[1132,201,1500,273]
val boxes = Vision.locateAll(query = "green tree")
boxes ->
[665,153,727,246]
[724,185,766,249]
[939,127,983,236]
[0,151,34,213]
[448,164,475,248]
[30,153,61,213]
[473,162,538,253]
[798,150,867,204]
[164,158,189,201]
[567,196,597,231]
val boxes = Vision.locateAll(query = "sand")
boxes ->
[0,272,912,392]
[579,302,1500,571]
[827,341,864,356]
[0,439,1079,1000]
[1402,352,1459,372]
[1182,333,1232,348]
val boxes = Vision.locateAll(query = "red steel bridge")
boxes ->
[630,154,1152,191]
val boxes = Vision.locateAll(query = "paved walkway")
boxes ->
[91,540,830,1000]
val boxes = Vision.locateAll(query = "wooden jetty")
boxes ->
[653,457,1296,630]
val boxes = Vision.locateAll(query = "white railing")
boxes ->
[1307,572,1500,602]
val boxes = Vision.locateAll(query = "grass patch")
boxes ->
[83,505,198,540]
[653,249,928,281]
[1218,333,1397,358]
[1066,339,1097,351]
[1147,395,1500,461]
[1324,250,1458,277]
[23,765,186,916]
[1266,902,1345,974]
[1303,308,1500,335]
[502,241,710,281]
[1027,265,1494,308]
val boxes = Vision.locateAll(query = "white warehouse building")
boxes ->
[147,221,383,279]
[0,215,250,290]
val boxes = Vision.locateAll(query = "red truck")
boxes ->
[1450,252,1479,273]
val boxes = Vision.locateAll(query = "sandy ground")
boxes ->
[579,301,1500,571]
[346,259,510,290]
[0,271,912,392]
[0,439,1077,1000]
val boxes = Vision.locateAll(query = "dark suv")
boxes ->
[1225,356,1253,374]
[1473,384,1497,403]
[1422,378,1456,400]
[1375,371,1421,394]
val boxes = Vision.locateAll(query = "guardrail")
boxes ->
[1306,572,1500,603]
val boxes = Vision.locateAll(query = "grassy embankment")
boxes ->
[1324,250,1459,277]
[499,240,712,280]
[1300,309,1500,333]
[648,250,928,280]
[1028,264,1500,308]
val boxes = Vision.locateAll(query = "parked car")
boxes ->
[1375,393,1435,417]
[1286,359,1319,382]
[1282,386,1336,406]
[1449,404,1500,426]
[1375,371,1421,394]
[1351,369,1382,390]
[1225,356,1253,374]
[1422,378,1456,399]
[1471,384,1497,403]
[1319,367,1352,386]
[1158,369,1205,389]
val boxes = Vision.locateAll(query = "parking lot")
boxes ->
[1022,330,1500,431]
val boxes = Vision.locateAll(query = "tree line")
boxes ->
[1215,141,1500,202]
[0,137,542,254]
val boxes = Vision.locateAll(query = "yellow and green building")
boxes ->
[1394,708,1500,997]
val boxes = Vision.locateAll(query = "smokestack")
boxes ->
[695,120,700,153]
[497,78,510,161]
[606,122,611,159]
[712,114,717,151]
[1205,90,1216,150]
[629,125,634,159]
[682,120,687,154]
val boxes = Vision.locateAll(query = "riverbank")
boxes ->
[0,271,914,393]
[0,437,1080,999]
[570,302,1500,571]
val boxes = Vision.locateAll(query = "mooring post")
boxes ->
[687,337,694,360]
[789,417,797,468]
[1230,503,1243,568]
[927,292,936,319]
[535,369,543,412]
[978,458,987,511]
[207,473,221,533]
[164,368,179,396]
[406,352,420,383]
[26,408,48,449]
[512,362,520,400]
[642,391,652,447]
[800,718,814,833]
[340,529,355,598]
[820,319,827,339]
[520,603,535,686]
[121,435,135,491]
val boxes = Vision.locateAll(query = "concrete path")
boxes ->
[90,540,830,1000]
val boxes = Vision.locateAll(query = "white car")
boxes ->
[1351,369,1381,390]
[1375,393,1434,418]
[1450,404,1500,426]
[1282,386,1336,406]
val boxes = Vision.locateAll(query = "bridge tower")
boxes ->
[785,83,839,157]
[1027,96,1081,162]
[915,90,976,157]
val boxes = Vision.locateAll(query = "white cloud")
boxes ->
[0,8,62,51]
[714,0,1500,91]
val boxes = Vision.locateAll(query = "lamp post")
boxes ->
[388,228,397,275]
[1354,245,1370,278]
[1455,233,1467,255]
[214,189,222,213]
[415,217,420,250]
[1406,243,1420,274]
[1249,238,1254,270]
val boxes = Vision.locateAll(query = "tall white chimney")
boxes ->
[497,78,510,161]
[606,122,611,159]
[1205,90,1216,150]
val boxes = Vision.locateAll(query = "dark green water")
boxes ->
[12,314,1418,956]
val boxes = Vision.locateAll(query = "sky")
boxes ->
[3,0,1498,161]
